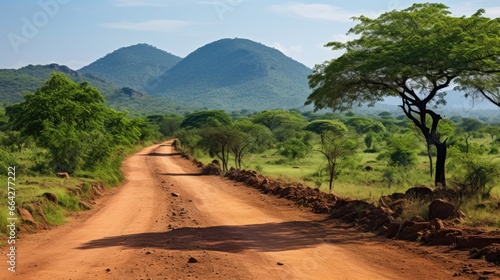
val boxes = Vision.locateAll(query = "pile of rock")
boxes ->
[225,168,339,214]
[192,162,500,265]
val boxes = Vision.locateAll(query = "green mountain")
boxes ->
[0,64,195,115]
[79,43,181,90]
[0,64,117,104]
[145,38,313,111]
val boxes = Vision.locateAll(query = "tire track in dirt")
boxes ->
[2,141,475,279]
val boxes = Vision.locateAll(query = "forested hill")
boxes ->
[79,43,182,90]
[0,64,196,115]
[0,64,118,104]
[145,38,313,111]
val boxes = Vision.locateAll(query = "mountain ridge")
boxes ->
[79,43,181,90]
[145,38,313,111]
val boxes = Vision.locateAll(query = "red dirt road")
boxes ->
[2,141,487,279]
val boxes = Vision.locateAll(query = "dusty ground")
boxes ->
[2,141,498,279]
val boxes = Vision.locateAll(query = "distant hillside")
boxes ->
[0,64,117,104]
[107,87,198,116]
[145,38,313,111]
[0,64,196,115]
[79,43,181,90]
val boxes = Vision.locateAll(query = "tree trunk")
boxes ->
[328,162,336,193]
[427,144,433,178]
[434,141,447,188]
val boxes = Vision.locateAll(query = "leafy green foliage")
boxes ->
[345,117,386,134]
[181,110,232,129]
[449,147,500,199]
[305,120,348,135]
[315,130,359,192]
[280,138,311,159]
[5,73,142,173]
[306,3,500,187]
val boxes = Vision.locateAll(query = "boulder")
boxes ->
[398,221,430,241]
[405,186,433,199]
[42,192,58,204]
[56,172,70,179]
[18,208,37,226]
[386,222,401,238]
[428,199,457,220]
[201,163,222,175]
[456,236,500,250]
[469,243,500,264]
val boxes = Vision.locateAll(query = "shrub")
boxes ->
[449,148,500,199]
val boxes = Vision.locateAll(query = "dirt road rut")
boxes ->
[3,141,477,279]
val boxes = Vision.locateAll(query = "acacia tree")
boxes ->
[318,131,358,193]
[306,120,357,192]
[306,3,500,187]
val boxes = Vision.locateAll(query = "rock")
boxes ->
[470,243,500,264]
[42,192,58,204]
[386,222,401,238]
[411,216,425,222]
[56,172,70,179]
[429,218,444,231]
[364,165,374,171]
[79,201,92,210]
[18,208,37,226]
[188,257,198,263]
[201,163,222,175]
[456,236,500,250]
[405,186,433,199]
[277,262,284,266]
[171,192,180,197]
[428,199,457,220]
[398,222,430,241]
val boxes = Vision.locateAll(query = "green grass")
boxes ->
[461,199,500,228]
[195,134,500,201]
[0,175,100,234]
[41,203,66,226]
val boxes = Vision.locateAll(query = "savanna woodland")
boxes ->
[1,3,499,245]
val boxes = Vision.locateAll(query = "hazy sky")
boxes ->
[1,0,499,70]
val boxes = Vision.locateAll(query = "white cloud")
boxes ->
[270,42,303,56]
[449,3,500,18]
[102,20,192,33]
[483,6,500,18]
[65,60,88,70]
[268,3,368,22]
[114,0,170,8]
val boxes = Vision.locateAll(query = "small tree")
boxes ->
[198,126,239,173]
[229,129,251,169]
[318,131,358,192]
[449,147,500,200]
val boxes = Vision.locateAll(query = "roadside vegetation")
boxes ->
[0,3,498,237]
[0,74,161,237]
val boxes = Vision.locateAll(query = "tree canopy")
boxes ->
[306,3,500,110]
[305,3,500,187]
[180,110,232,129]
[6,73,140,173]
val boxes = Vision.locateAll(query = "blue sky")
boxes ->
[1,0,499,70]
